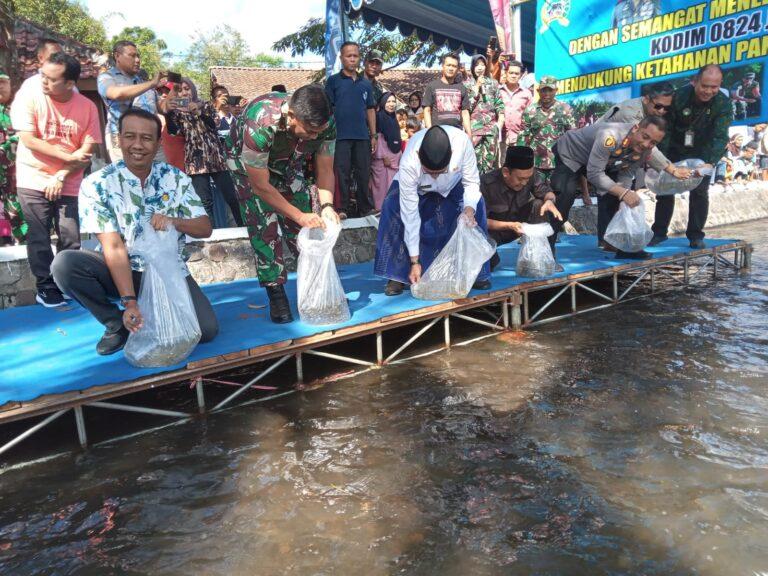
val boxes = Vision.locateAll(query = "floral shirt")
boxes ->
[167,101,228,176]
[226,93,336,185]
[517,100,575,170]
[79,161,206,275]
[463,77,504,137]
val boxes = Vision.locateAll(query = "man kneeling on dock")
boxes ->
[52,108,219,355]
[374,125,491,295]
[480,145,562,271]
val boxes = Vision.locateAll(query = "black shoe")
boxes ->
[472,279,491,291]
[385,280,404,296]
[96,327,130,355]
[35,287,66,308]
[615,250,651,260]
[265,284,294,324]
[689,239,706,249]
[489,252,501,271]
[647,236,667,247]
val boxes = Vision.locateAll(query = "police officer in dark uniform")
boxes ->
[650,64,731,248]
[480,146,562,270]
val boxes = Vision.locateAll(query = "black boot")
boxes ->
[266,284,294,324]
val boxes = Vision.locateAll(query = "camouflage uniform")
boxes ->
[226,93,336,286]
[0,103,25,243]
[464,76,505,174]
[516,99,575,182]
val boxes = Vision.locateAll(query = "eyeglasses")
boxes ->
[650,99,672,112]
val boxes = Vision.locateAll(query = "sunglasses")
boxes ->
[650,100,672,111]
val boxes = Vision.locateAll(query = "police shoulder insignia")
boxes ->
[603,135,616,148]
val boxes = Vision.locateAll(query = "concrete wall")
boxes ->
[2,183,767,309]
[0,219,379,309]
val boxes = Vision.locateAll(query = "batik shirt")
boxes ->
[167,101,228,176]
[97,67,158,136]
[227,93,336,187]
[463,77,504,137]
[79,161,206,275]
[517,100,575,170]
[0,103,17,197]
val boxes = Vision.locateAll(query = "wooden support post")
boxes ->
[570,283,576,312]
[195,379,206,414]
[376,332,383,365]
[510,293,523,329]
[295,353,304,384]
[502,300,510,329]
[74,406,87,448]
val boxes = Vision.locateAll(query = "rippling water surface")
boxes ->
[1,221,767,575]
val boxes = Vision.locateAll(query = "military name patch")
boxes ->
[603,135,616,148]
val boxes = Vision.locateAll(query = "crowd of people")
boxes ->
[0,35,750,357]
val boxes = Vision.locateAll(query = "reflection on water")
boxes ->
[1,221,767,575]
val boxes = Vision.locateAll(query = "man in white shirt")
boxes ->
[374,125,491,295]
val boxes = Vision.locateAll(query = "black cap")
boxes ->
[418,126,452,171]
[366,49,384,63]
[504,146,535,170]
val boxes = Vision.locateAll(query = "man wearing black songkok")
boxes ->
[374,125,493,295]
[480,146,562,270]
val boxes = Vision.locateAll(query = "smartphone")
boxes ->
[174,97,190,109]
[489,36,499,51]
[166,71,182,84]
[227,95,242,106]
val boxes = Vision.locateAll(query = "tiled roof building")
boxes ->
[210,66,441,101]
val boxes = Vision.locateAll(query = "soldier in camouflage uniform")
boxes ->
[226,84,340,323]
[516,75,575,184]
[463,55,505,174]
[0,70,25,245]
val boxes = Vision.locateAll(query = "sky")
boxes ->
[84,0,327,66]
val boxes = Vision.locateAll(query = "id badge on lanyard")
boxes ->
[684,130,695,148]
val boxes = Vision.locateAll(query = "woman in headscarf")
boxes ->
[370,92,402,210]
[463,54,505,174]
[407,91,423,128]
[0,70,26,245]
[166,78,243,227]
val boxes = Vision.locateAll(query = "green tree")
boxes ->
[176,25,283,94]
[14,0,108,48]
[111,26,170,76]
[272,16,444,76]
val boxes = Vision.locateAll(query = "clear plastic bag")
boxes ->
[124,225,202,367]
[645,159,710,196]
[604,199,654,252]
[297,218,350,325]
[411,215,496,300]
[516,222,556,278]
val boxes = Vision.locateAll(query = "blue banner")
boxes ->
[325,0,344,78]
[534,0,768,125]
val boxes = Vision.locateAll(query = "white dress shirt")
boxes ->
[394,125,481,257]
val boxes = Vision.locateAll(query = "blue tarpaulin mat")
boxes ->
[0,236,736,405]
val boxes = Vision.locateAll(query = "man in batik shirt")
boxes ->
[227,84,340,324]
[0,70,26,244]
[517,75,575,184]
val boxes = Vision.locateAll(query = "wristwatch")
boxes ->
[55,174,65,182]
[120,295,137,307]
